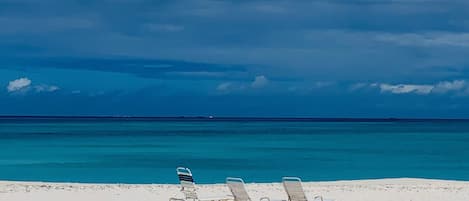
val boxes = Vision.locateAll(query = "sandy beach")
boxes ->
[1,178,469,201]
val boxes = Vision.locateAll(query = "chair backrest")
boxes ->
[177,167,198,200]
[282,177,308,201]
[226,177,251,201]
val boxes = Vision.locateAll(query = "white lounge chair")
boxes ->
[170,167,233,201]
[282,177,327,201]
[226,177,272,201]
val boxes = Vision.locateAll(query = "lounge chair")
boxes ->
[226,177,275,201]
[170,167,233,201]
[282,177,326,201]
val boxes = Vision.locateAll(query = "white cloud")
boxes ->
[34,85,60,92]
[216,75,269,93]
[6,77,60,94]
[379,83,434,94]
[251,75,269,88]
[216,82,232,92]
[7,77,31,92]
[432,80,466,93]
[363,80,468,95]
[349,83,368,91]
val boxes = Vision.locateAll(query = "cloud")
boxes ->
[34,84,60,92]
[216,82,233,92]
[251,75,269,88]
[1,0,468,86]
[432,80,466,93]
[6,77,60,94]
[349,83,368,91]
[379,83,434,94]
[7,77,31,92]
[364,80,468,95]
[8,58,247,81]
[216,75,269,93]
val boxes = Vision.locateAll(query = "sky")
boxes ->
[1,0,469,118]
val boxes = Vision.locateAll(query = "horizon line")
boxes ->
[1,115,469,122]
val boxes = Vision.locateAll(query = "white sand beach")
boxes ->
[1,178,469,201]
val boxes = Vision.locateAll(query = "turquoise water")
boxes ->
[1,118,469,184]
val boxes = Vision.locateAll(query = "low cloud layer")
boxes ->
[216,75,270,93]
[379,83,434,95]
[370,80,467,95]
[251,75,269,88]
[34,85,60,93]
[7,78,31,92]
[216,82,233,92]
[6,77,59,94]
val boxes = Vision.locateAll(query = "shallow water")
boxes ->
[1,118,469,183]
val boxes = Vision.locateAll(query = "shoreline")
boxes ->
[1,178,469,201]
[1,177,469,185]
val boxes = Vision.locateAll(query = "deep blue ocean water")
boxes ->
[1,117,469,184]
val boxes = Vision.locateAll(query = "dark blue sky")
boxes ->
[1,0,469,117]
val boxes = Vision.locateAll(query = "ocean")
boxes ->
[0,117,468,184]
